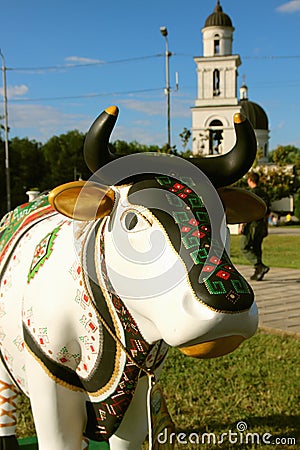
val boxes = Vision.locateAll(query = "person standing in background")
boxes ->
[239,172,270,281]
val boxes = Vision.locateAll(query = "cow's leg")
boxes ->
[25,350,86,450]
[109,362,165,450]
[109,375,149,450]
[0,361,20,449]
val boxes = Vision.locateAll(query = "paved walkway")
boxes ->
[237,265,300,336]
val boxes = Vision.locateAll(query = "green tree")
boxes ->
[294,189,300,220]
[0,137,48,215]
[41,130,89,188]
[179,127,191,153]
[8,137,47,209]
[110,140,159,156]
[235,144,300,207]
[0,138,6,215]
[235,165,297,204]
[158,143,178,155]
[269,145,300,168]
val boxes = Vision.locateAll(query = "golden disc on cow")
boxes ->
[217,187,267,224]
[48,180,115,221]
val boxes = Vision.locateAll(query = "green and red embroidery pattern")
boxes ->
[156,175,212,265]
[155,175,252,311]
[0,195,53,267]
[27,227,60,283]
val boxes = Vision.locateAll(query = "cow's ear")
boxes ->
[218,187,267,224]
[48,181,115,221]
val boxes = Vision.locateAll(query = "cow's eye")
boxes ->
[121,210,152,232]
[124,212,138,230]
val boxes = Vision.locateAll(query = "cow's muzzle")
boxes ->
[179,335,245,359]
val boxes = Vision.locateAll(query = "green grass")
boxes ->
[230,234,300,269]
[156,330,299,449]
[16,396,35,439]
[17,331,299,449]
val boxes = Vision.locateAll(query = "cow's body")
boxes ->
[0,106,263,449]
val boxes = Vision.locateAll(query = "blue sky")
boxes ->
[0,0,300,152]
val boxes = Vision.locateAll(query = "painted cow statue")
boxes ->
[0,106,265,450]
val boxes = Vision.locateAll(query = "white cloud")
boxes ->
[0,84,28,99]
[120,96,191,119]
[171,98,193,119]
[113,123,165,146]
[65,56,104,65]
[275,120,286,130]
[276,0,300,12]
[120,98,164,116]
[3,101,166,146]
[0,93,192,146]
[3,103,89,142]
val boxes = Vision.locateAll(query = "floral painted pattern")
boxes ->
[27,227,60,282]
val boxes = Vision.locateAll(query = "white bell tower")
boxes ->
[192,1,241,156]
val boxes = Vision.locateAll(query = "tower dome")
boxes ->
[238,83,268,130]
[237,82,269,160]
[204,0,233,28]
[239,100,269,130]
[201,1,235,57]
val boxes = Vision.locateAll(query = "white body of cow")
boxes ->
[0,181,258,450]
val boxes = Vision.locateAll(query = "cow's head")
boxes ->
[49,106,264,359]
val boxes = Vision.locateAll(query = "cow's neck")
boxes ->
[82,219,167,441]
[84,219,155,367]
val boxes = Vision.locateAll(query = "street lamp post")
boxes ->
[0,49,11,212]
[160,26,171,150]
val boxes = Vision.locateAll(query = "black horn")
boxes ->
[84,106,119,173]
[84,108,256,188]
[190,113,257,187]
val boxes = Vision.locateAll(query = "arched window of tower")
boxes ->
[209,119,223,155]
[214,35,220,55]
[213,69,220,96]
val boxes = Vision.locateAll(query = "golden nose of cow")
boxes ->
[179,335,245,359]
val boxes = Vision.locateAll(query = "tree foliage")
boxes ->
[0,138,47,212]
[294,189,300,220]
[269,145,300,168]
[179,128,191,152]
[110,140,159,155]
[0,131,89,216]
[235,164,298,204]
[42,130,89,188]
